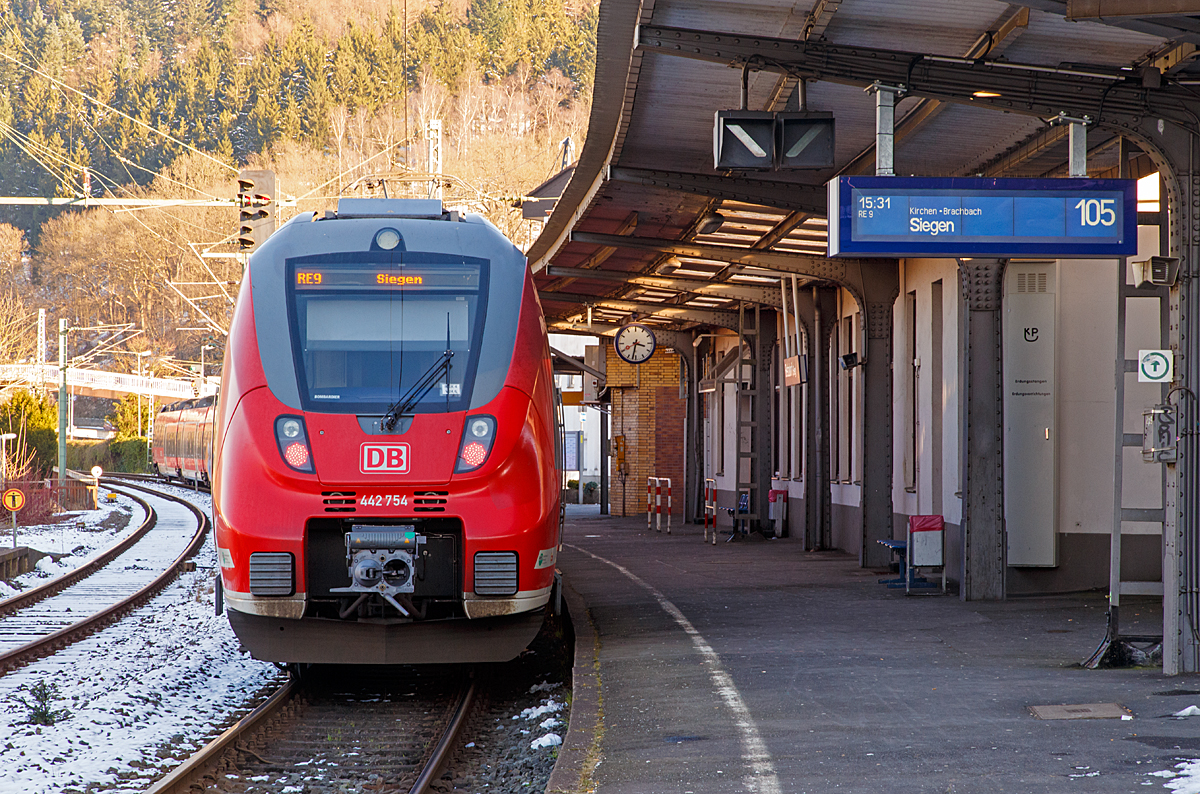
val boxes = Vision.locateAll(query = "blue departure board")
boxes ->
[827,176,1137,258]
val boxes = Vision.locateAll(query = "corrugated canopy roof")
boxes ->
[531,0,1187,336]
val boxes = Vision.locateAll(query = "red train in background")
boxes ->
[202,198,563,665]
[151,395,217,485]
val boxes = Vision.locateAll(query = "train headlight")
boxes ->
[274,415,315,474]
[374,228,402,250]
[455,414,496,473]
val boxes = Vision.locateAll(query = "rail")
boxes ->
[407,677,478,794]
[0,485,155,618]
[107,471,211,494]
[646,476,671,534]
[142,679,300,794]
[144,675,478,794]
[0,480,209,675]
[704,478,717,545]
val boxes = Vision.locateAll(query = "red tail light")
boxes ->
[455,415,496,473]
[275,416,315,473]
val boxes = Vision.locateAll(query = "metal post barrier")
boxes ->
[647,477,655,529]
[703,478,716,545]
[660,478,671,534]
[646,477,672,533]
[655,479,662,533]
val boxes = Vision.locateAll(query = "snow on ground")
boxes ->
[0,490,147,598]
[1152,760,1200,793]
[0,487,282,794]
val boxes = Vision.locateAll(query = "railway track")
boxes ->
[0,479,209,675]
[107,471,211,494]
[147,667,478,794]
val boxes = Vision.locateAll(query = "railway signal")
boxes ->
[776,112,836,169]
[714,110,837,170]
[714,110,775,170]
[236,169,276,250]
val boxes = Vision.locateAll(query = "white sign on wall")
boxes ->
[1138,349,1173,383]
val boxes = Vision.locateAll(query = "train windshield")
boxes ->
[287,255,489,414]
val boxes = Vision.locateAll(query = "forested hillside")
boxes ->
[0,0,597,369]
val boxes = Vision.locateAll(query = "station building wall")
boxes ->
[772,318,808,539]
[893,237,1165,595]
[694,239,1165,596]
[605,343,685,519]
[705,331,746,528]
[891,259,963,583]
[829,292,865,555]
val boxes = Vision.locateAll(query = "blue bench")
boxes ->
[877,539,908,584]
[724,493,751,542]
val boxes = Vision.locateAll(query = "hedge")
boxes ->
[65,438,150,474]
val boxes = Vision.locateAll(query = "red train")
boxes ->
[211,198,562,665]
[151,395,217,485]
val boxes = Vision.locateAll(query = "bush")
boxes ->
[24,428,57,475]
[106,394,151,442]
[11,680,70,726]
[66,438,149,474]
[0,391,57,476]
[110,438,149,472]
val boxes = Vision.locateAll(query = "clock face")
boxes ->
[615,323,656,364]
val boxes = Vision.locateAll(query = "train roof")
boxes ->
[244,198,529,413]
[160,394,217,413]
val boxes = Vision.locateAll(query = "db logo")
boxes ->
[360,443,410,473]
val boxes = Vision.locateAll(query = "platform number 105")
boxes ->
[1074,198,1116,227]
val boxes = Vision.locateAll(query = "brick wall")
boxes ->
[606,344,686,517]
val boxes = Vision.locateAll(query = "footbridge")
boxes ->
[0,364,219,402]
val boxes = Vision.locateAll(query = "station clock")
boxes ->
[614,323,656,365]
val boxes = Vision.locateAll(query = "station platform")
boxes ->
[548,511,1191,794]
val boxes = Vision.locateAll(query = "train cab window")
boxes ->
[287,256,488,415]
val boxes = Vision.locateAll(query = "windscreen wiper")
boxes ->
[382,350,454,431]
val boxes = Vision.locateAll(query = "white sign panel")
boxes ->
[1138,349,1173,383]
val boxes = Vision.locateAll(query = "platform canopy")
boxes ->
[530,0,1195,331]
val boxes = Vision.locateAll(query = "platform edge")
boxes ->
[546,573,603,794]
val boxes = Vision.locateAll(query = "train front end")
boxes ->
[213,199,560,664]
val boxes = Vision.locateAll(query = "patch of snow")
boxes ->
[3,493,145,597]
[519,699,564,721]
[530,733,562,750]
[529,681,561,694]
[34,556,64,575]
[539,717,561,730]
[1164,760,1200,794]
[0,488,279,794]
